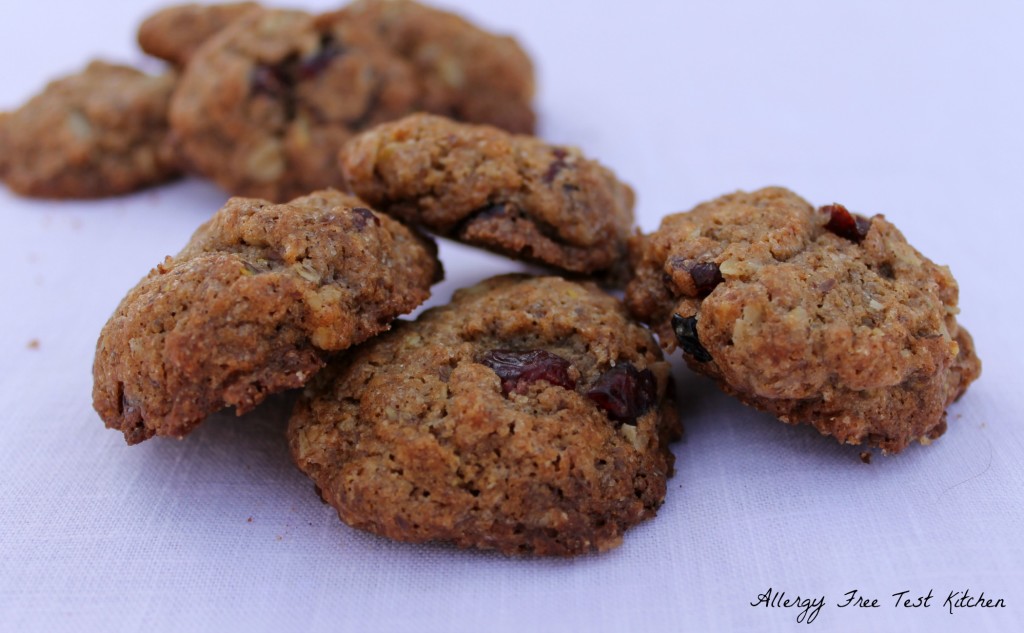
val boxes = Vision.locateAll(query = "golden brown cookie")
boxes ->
[138,2,262,67]
[93,189,442,444]
[626,187,981,453]
[0,61,179,198]
[340,114,635,277]
[169,1,535,201]
[289,275,681,556]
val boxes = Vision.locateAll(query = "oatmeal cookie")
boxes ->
[138,2,261,67]
[289,275,681,556]
[93,189,441,444]
[0,61,179,198]
[626,187,981,453]
[335,0,535,135]
[340,114,635,277]
[169,1,534,201]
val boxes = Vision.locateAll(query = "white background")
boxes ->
[1,1,1022,631]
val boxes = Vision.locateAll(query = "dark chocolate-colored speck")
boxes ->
[471,203,507,221]
[542,148,569,184]
[821,203,871,243]
[351,206,381,230]
[672,313,712,362]
[586,363,657,426]
[479,349,576,396]
[251,65,289,98]
[454,203,510,237]
[668,258,724,296]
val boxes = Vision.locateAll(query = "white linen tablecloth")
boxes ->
[1,1,1021,631]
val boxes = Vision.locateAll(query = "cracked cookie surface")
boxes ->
[0,61,179,198]
[626,187,981,453]
[340,114,635,277]
[288,275,680,556]
[93,189,441,444]
[169,0,534,201]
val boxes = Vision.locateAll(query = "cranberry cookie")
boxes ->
[336,0,535,135]
[93,189,441,444]
[169,0,535,201]
[626,187,980,453]
[0,61,179,198]
[340,114,635,277]
[288,275,681,556]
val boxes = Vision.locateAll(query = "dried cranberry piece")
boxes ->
[350,206,381,230]
[296,36,345,80]
[479,349,576,396]
[251,35,344,100]
[542,148,569,184]
[586,363,657,426]
[671,313,712,362]
[251,64,290,98]
[668,258,723,296]
[688,262,723,296]
[821,203,871,243]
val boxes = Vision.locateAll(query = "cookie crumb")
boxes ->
[859,451,872,464]
[27,339,40,350]
[246,516,253,523]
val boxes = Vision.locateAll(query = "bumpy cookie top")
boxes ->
[169,1,535,201]
[289,275,681,556]
[0,60,179,198]
[340,113,636,277]
[138,2,261,67]
[626,187,980,452]
[93,189,441,444]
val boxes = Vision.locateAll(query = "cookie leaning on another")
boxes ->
[340,113,635,279]
[626,187,981,453]
[93,189,442,444]
[289,275,681,556]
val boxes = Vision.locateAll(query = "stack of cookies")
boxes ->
[0,1,981,557]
